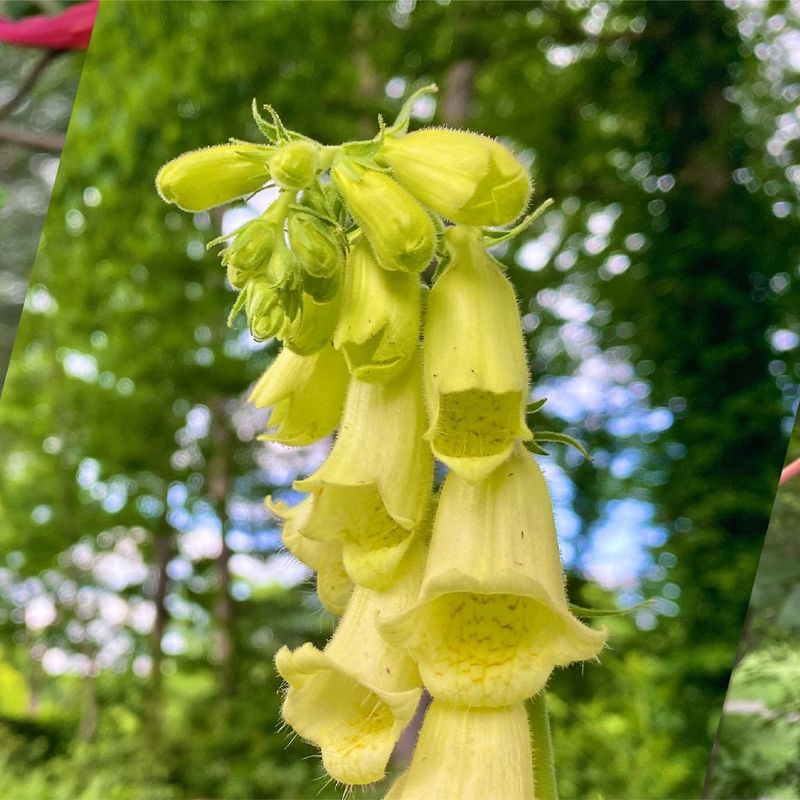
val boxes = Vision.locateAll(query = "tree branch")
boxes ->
[0,49,61,121]
[0,122,64,152]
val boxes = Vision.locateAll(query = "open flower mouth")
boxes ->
[432,389,522,459]
[301,483,416,590]
[276,644,419,785]
[385,590,605,706]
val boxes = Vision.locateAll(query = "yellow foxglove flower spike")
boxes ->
[384,701,533,800]
[267,496,352,615]
[275,543,425,785]
[294,354,433,590]
[156,142,271,212]
[333,237,422,383]
[330,158,435,274]
[379,128,531,226]
[424,225,532,482]
[381,442,606,706]
[249,343,349,446]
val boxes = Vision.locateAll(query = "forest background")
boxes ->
[1,2,799,799]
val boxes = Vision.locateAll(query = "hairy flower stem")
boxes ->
[529,691,558,800]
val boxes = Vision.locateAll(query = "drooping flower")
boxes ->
[275,543,425,785]
[0,0,97,50]
[423,225,532,482]
[330,158,435,274]
[381,442,606,706]
[267,496,352,615]
[384,701,533,800]
[294,354,432,590]
[156,142,272,212]
[379,127,531,226]
[288,212,344,280]
[333,237,421,382]
[249,343,348,446]
[280,284,343,356]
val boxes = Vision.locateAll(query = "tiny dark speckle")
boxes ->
[520,530,525,539]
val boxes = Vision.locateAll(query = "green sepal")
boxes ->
[481,198,554,247]
[531,431,593,461]
[252,98,279,142]
[386,83,438,136]
[526,397,548,415]
[569,599,655,619]
[226,288,248,327]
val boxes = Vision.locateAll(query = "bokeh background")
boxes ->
[1,1,799,798]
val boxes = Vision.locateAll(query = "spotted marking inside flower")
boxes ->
[282,660,397,784]
[433,390,520,458]
[408,592,568,705]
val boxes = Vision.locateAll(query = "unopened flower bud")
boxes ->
[222,217,278,288]
[379,128,531,225]
[270,140,319,190]
[281,286,343,356]
[244,275,284,341]
[331,159,435,274]
[156,142,271,212]
[288,212,344,279]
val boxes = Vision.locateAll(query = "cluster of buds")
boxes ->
[157,86,606,799]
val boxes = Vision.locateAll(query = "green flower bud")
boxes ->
[288,212,344,279]
[245,274,284,341]
[331,159,435,274]
[156,142,271,212]
[265,245,302,290]
[379,128,531,226]
[282,284,343,356]
[302,271,340,303]
[222,217,278,288]
[270,140,319,190]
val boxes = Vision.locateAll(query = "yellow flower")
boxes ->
[381,442,605,706]
[294,355,433,590]
[423,225,532,482]
[275,544,424,785]
[266,496,352,615]
[379,128,531,226]
[331,158,435,274]
[384,701,533,800]
[156,142,271,212]
[333,237,421,382]
[280,284,343,356]
[249,343,348,446]
[269,140,319,190]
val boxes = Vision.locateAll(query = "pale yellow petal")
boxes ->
[424,225,531,482]
[381,443,605,706]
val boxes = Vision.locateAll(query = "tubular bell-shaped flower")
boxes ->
[156,142,271,212]
[379,128,531,226]
[267,496,352,615]
[330,158,435,274]
[333,237,421,382]
[385,701,533,800]
[424,225,532,482]
[275,543,425,785]
[381,442,606,706]
[249,343,348,446]
[294,354,433,590]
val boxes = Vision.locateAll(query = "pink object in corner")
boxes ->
[0,0,98,51]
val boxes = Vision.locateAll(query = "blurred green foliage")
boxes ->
[1,1,799,798]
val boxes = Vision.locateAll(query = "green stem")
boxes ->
[529,691,558,800]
